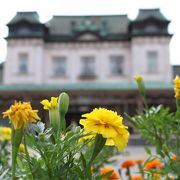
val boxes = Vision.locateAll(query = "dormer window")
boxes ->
[144,23,159,33]
[17,26,31,35]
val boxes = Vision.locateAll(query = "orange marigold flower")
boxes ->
[100,167,120,180]
[171,154,177,161]
[121,160,136,168]
[130,175,143,180]
[153,173,162,180]
[169,177,174,180]
[153,173,161,178]
[144,159,163,170]
[135,159,144,164]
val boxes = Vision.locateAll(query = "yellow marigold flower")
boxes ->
[3,101,40,129]
[173,76,180,99]
[0,127,11,141]
[90,165,94,172]
[133,75,144,82]
[80,108,129,151]
[41,97,58,110]
[19,144,25,153]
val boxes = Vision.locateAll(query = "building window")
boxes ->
[17,25,31,35]
[52,56,66,76]
[110,55,124,75]
[18,53,28,74]
[144,24,159,33]
[147,51,158,74]
[81,56,95,76]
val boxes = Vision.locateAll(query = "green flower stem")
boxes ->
[88,134,106,167]
[24,135,35,180]
[35,141,53,179]
[118,169,122,179]
[12,127,23,180]
[143,95,149,110]
[135,78,149,110]
[138,164,144,178]
[176,99,180,113]
[126,167,131,179]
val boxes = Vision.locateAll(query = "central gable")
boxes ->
[76,33,99,41]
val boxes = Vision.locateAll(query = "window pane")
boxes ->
[110,56,124,75]
[17,26,31,35]
[52,57,66,76]
[147,51,158,73]
[81,56,95,75]
[18,53,28,74]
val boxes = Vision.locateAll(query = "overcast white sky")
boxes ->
[0,0,179,64]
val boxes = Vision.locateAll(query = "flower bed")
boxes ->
[0,76,180,180]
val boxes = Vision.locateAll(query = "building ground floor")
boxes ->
[0,83,175,138]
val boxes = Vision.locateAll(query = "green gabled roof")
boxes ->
[8,12,40,25]
[6,9,171,41]
[46,15,130,36]
[134,8,169,22]
[0,82,173,91]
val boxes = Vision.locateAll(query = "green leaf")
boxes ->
[80,153,87,168]
[0,168,9,179]
[144,146,151,155]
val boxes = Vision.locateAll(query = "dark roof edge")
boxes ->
[52,14,128,18]
[131,34,173,38]
[139,8,160,11]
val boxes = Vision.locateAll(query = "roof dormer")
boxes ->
[7,12,46,39]
[131,9,171,36]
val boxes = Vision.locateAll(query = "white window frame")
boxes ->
[147,51,158,74]
[52,56,66,77]
[81,56,95,75]
[109,55,124,76]
[18,53,28,74]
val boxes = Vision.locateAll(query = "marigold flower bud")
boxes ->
[58,92,69,115]
[58,92,69,130]
[133,75,145,96]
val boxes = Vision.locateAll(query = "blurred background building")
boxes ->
[0,9,178,136]
[4,9,172,84]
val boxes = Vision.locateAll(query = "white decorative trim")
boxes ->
[7,39,44,46]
